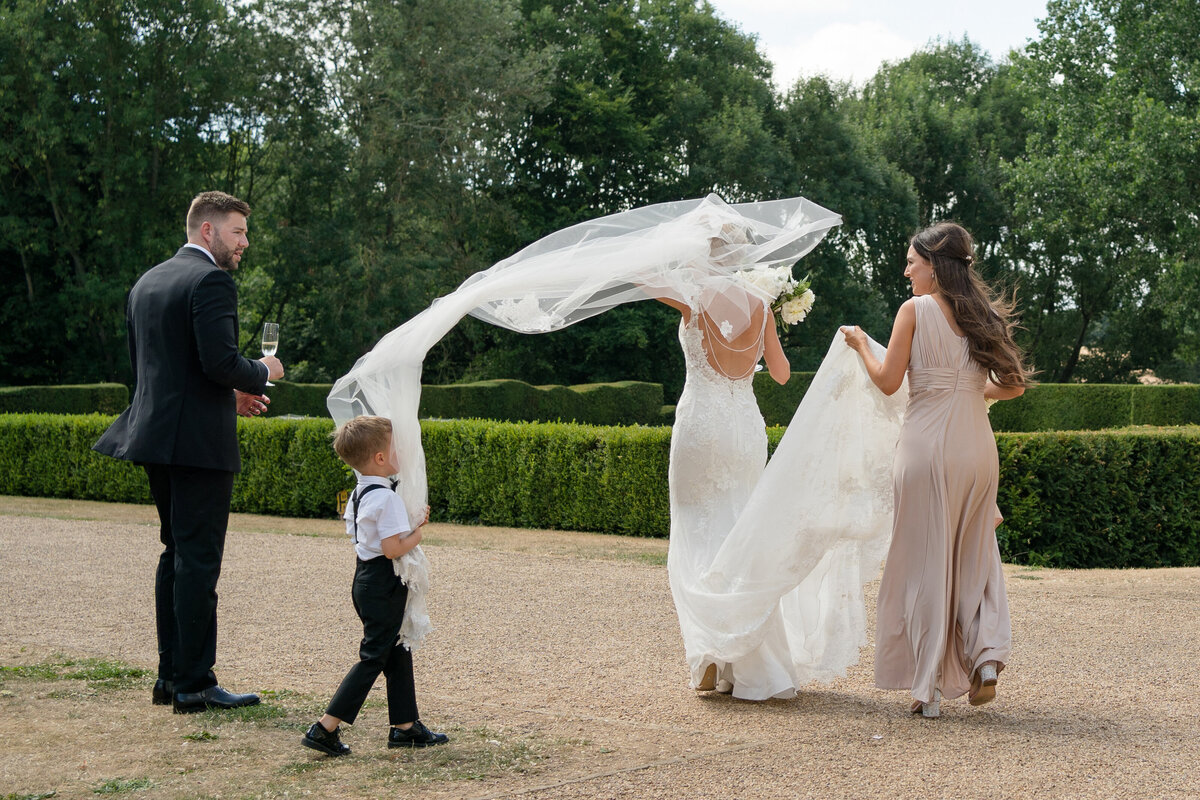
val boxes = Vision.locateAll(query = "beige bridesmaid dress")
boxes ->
[873,294,1012,705]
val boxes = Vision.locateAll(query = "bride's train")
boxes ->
[672,334,905,700]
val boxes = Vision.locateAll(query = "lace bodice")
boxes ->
[678,313,764,387]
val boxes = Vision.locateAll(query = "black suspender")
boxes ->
[349,482,393,544]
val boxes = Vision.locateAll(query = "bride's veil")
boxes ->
[327,193,842,528]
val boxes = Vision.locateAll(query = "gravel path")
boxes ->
[2,496,1198,799]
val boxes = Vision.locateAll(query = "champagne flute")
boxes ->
[261,322,279,386]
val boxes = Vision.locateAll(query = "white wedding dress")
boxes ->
[669,312,800,698]
[669,318,906,700]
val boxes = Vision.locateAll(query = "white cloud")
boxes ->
[767,21,917,89]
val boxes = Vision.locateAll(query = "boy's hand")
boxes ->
[419,505,431,527]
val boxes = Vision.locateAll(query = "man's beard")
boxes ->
[210,237,237,270]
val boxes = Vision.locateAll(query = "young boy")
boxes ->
[302,416,448,756]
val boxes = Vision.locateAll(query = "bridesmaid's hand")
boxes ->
[841,325,867,353]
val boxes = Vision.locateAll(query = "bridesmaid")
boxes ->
[842,222,1031,718]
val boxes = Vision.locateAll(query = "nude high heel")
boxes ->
[969,662,999,706]
[910,689,941,718]
[695,663,717,691]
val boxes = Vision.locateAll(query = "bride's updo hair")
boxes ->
[911,222,1032,388]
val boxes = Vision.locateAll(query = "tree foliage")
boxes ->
[2,0,1198,392]
[1005,0,1200,381]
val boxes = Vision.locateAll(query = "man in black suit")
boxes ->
[94,191,284,713]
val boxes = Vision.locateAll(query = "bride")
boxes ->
[327,194,906,700]
[649,223,796,696]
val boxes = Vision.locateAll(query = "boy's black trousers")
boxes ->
[326,555,418,725]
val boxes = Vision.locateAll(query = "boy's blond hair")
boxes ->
[331,416,393,471]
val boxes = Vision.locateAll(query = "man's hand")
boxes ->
[236,391,270,417]
[260,356,284,380]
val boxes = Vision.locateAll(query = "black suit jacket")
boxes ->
[94,246,268,472]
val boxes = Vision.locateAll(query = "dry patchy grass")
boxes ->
[0,652,571,800]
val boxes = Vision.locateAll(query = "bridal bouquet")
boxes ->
[734,266,815,325]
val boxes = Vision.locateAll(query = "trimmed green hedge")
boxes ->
[7,379,1199,432]
[0,414,350,516]
[256,381,332,418]
[755,378,1200,432]
[753,371,816,427]
[995,427,1200,568]
[420,379,664,426]
[424,419,672,536]
[988,384,1200,431]
[2,414,1197,568]
[213,378,667,426]
[0,384,128,415]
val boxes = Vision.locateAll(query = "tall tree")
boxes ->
[241,0,553,382]
[0,0,251,383]
[1006,0,1200,381]
[850,39,1031,310]
[452,0,795,396]
[776,75,918,361]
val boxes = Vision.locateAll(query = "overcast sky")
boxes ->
[704,0,1051,89]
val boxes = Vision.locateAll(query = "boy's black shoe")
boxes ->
[387,720,449,748]
[302,722,351,756]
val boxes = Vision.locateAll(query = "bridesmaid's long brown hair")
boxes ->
[911,222,1032,388]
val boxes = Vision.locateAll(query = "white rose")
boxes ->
[780,299,807,325]
[768,267,794,298]
[779,289,816,325]
[735,267,794,301]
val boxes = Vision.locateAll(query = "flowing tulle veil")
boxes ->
[327,193,844,526]
[328,193,906,683]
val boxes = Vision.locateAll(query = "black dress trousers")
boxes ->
[326,556,418,725]
[145,463,236,693]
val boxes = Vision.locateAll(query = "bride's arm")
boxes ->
[763,314,790,385]
[842,299,915,396]
[654,296,691,319]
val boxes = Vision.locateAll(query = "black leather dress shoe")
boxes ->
[387,720,449,748]
[302,722,351,756]
[152,679,173,706]
[172,685,261,714]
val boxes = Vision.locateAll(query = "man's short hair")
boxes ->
[331,416,393,470]
[186,191,251,235]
